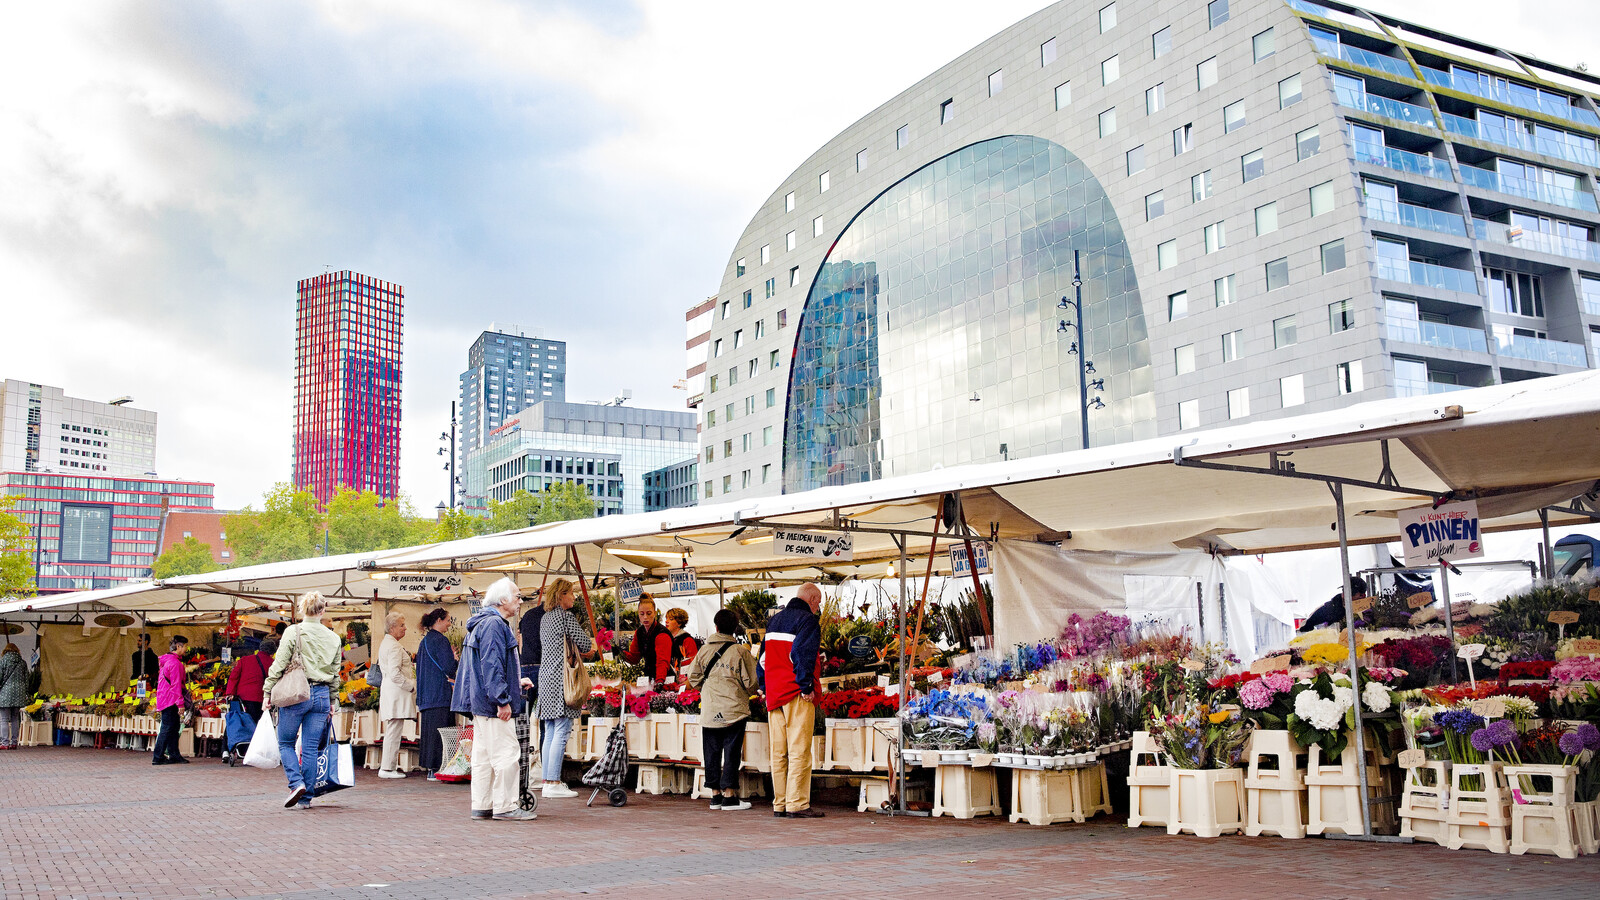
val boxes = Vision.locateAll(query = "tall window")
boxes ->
[1174,343,1196,375]
[1254,202,1278,236]
[819,171,830,192]
[1152,26,1172,58]
[1157,240,1177,270]
[765,277,776,298]
[1274,315,1298,348]
[940,99,955,124]
[1208,0,1230,28]
[1041,37,1058,66]
[1100,3,1117,32]
[1227,387,1250,420]
[1253,28,1275,61]
[1173,123,1194,155]
[989,69,1004,96]
[1242,149,1265,182]
[1265,257,1289,291]
[1146,190,1165,220]
[896,124,909,148]
[760,244,770,264]
[736,257,746,276]
[1099,108,1117,137]
[1192,170,1213,201]
[1102,55,1120,86]
[1222,331,1245,362]
[1279,74,1303,108]
[1223,100,1247,133]
[1335,360,1363,394]
[1197,57,1218,90]
[1297,126,1321,160]
[1127,145,1146,175]
[1329,298,1355,332]
[786,230,796,251]
[1205,222,1226,253]
[1320,239,1346,273]
[1214,274,1236,306]
[1168,290,1189,321]
[785,192,795,212]
[1178,398,1200,430]
[790,266,800,287]
[742,289,752,308]
[1280,374,1305,408]
[1055,81,1072,110]
[1146,83,1165,115]
[856,149,868,172]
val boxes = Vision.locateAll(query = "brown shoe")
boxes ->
[787,807,826,818]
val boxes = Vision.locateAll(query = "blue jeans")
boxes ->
[276,685,330,794]
[540,716,572,782]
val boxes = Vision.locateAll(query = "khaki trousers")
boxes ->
[381,717,405,771]
[470,715,521,814]
[768,696,815,812]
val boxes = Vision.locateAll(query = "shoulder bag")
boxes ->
[269,625,312,708]
[562,631,591,708]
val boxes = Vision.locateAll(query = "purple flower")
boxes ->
[1559,731,1586,757]
[1486,719,1518,748]
[1436,709,1486,735]
[1239,679,1274,710]
[1579,723,1600,751]
[1470,728,1495,753]
[1263,672,1293,693]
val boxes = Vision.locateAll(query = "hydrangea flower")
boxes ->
[1263,672,1293,693]
[1361,681,1392,713]
[1238,679,1275,710]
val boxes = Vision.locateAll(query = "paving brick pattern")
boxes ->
[4,747,1598,899]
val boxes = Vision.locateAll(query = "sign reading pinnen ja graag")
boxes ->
[1397,499,1483,567]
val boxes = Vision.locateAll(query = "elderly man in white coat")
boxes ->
[377,612,418,779]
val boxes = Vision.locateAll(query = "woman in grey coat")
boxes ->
[536,578,592,798]
[0,643,29,749]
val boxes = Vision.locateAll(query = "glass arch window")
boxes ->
[783,135,1155,492]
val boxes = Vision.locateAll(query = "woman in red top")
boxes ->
[622,597,672,683]
[663,608,698,684]
[225,639,277,723]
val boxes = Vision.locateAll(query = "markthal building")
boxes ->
[696,0,1600,505]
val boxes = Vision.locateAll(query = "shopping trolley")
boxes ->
[515,710,541,812]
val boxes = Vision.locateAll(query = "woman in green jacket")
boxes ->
[686,610,759,810]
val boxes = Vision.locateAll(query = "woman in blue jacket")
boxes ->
[415,607,459,780]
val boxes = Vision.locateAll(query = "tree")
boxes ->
[429,507,490,542]
[223,483,322,568]
[0,494,35,598]
[536,481,597,525]
[151,536,221,579]
[325,487,434,555]
[483,490,545,535]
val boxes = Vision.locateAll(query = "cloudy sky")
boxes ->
[1,0,1589,511]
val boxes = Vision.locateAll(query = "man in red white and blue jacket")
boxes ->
[763,583,823,818]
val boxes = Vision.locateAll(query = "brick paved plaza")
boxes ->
[4,747,1599,899]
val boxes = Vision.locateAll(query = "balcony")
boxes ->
[1474,220,1600,264]
[1386,320,1488,353]
[1365,197,1468,237]
[1353,141,1455,180]
[1584,294,1600,318]
[1395,378,1472,397]
[1496,334,1590,367]
[1375,257,1480,295]
[1420,66,1600,130]
[1316,41,1417,81]
[1287,0,1335,17]
[1335,87,1437,128]
[1442,112,1600,169]
[1458,165,1599,213]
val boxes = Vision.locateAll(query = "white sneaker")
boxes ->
[378,769,407,779]
[541,783,578,799]
[720,799,752,811]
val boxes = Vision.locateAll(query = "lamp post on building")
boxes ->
[1058,249,1105,451]
[438,401,458,509]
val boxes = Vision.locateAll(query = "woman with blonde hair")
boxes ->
[263,591,343,809]
[0,643,27,749]
[536,577,592,798]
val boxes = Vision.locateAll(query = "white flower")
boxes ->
[1294,688,1320,720]
[1362,681,1391,713]
[1501,696,1537,718]
[1308,698,1345,731]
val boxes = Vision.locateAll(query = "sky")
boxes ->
[0,0,1590,512]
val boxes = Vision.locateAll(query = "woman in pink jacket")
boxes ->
[151,635,190,765]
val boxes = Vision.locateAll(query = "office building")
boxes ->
[0,380,157,476]
[293,270,403,504]
[458,325,567,473]
[699,0,1600,503]
[644,457,699,512]
[2,472,215,593]
[464,400,697,516]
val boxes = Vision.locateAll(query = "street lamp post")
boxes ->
[1058,249,1105,450]
[438,401,458,509]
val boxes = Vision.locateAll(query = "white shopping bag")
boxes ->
[242,710,281,768]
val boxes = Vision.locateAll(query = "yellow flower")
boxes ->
[1208,710,1231,724]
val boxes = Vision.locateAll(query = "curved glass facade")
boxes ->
[783,135,1155,492]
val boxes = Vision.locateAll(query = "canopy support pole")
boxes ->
[953,493,992,637]
[1440,562,1458,682]
[569,547,598,640]
[1538,507,1552,579]
[897,532,910,815]
[907,507,943,668]
[1334,481,1374,839]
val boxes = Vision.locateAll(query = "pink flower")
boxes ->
[1263,672,1293,693]
[1552,657,1600,684]
[1239,679,1275,710]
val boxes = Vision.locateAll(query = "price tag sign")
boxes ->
[1572,638,1600,655]
[1398,748,1426,768]
[1588,586,1600,604]
[928,671,945,684]
[1249,654,1291,675]
[1350,596,1373,616]
[1407,591,1434,610]
[1456,643,1485,660]
[1549,611,1580,625]
[221,648,232,663]
[1470,697,1507,719]
[877,674,891,688]
[1180,659,1205,672]
[885,683,901,698]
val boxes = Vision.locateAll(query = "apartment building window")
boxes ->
[1146,190,1165,220]
[728,366,739,386]
[736,257,746,276]
[733,329,744,349]
[1297,126,1320,160]
[766,387,776,407]
[856,149,868,172]
[785,192,795,212]
[1146,83,1166,115]
[748,358,758,377]
[1222,330,1244,362]
[704,446,714,463]
[724,404,734,422]
[777,310,787,329]
[1127,144,1146,175]
[1253,28,1275,61]
[712,339,723,358]
[819,170,830,192]
[1178,398,1200,430]
[754,319,765,339]
[1192,170,1213,201]
[1242,149,1265,182]
[1174,123,1194,155]
[790,266,800,287]
[760,244,770,264]
[1336,360,1363,394]
[1214,273,1236,306]
[1168,290,1189,321]
[896,124,909,148]
[1102,56,1120,86]
[704,481,713,499]
[1041,37,1058,66]
[1280,374,1306,408]
[742,432,752,451]
[762,464,772,483]
[1100,3,1117,32]
[1329,298,1356,332]
[1227,387,1250,419]
[765,278,775,298]
[989,69,1004,96]
[709,374,719,393]
[769,349,781,368]
[1153,26,1172,59]
[1255,202,1278,236]
[813,215,824,238]
[723,475,732,492]
[720,299,730,319]
[707,409,716,426]
[1486,268,1545,317]
[1204,221,1227,253]
[1265,257,1289,291]
[742,289,752,308]
[1175,343,1196,375]
[1197,57,1218,90]
[786,230,796,251]
[724,438,733,456]
[1055,81,1072,110]
[1279,74,1303,108]
[763,425,774,446]
[1223,100,1247,133]
[1209,0,1230,28]
[1321,239,1346,273]
[740,470,750,489]
[940,99,955,124]
[1157,240,1177,270]
[1274,315,1298,348]
[1308,182,1335,219]
[1099,108,1117,137]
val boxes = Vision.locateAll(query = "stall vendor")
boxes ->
[621,596,673,683]
[132,634,160,689]
[663,607,698,683]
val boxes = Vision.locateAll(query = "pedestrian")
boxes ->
[0,643,28,749]
[151,635,190,765]
[452,578,536,821]
[416,607,458,780]
[131,633,160,690]
[537,577,592,798]
[621,596,671,683]
[377,611,417,779]
[519,590,545,686]
[686,610,758,809]
[263,591,343,809]
[224,638,276,724]
[662,607,698,684]
[763,583,824,817]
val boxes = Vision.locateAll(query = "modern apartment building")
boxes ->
[643,457,699,512]
[699,0,1600,503]
[293,270,403,504]
[0,380,157,476]
[458,325,568,473]
[463,400,697,516]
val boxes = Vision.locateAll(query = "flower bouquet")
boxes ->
[1148,700,1250,770]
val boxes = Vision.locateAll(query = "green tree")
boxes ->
[483,489,545,535]
[429,506,490,542]
[151,536,221,579]
[0,494,35,598]
[325,487,434,554]
[536,481,597,524]
[223,483,322,568]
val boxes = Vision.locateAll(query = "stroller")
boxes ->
[581,718,630,807]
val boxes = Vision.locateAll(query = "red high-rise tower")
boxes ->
[293,270,403,504]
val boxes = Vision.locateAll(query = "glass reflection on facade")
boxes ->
[783,136,1155,492]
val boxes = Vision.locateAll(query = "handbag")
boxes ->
[269,626,312,708]
[562,634,591,708]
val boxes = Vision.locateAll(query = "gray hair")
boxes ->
[384,611,406,633]
[486,577,522,611]
[299,591,327,620]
